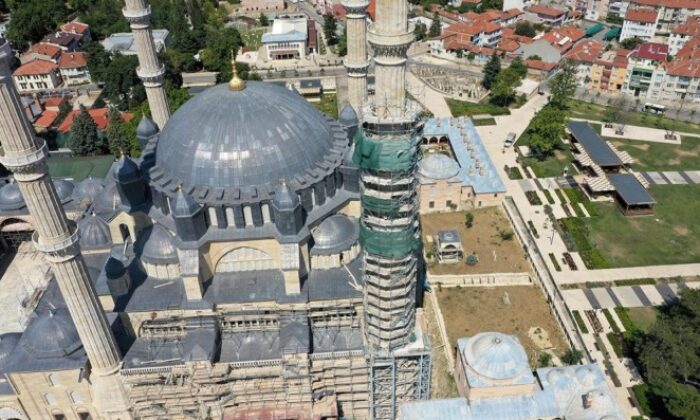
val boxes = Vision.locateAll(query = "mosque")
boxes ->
[0,0,431,419]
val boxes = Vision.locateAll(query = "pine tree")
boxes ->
[67,106,102,156]
[429,13,441,37]
[106,107,132,157]
[482,54,501,89]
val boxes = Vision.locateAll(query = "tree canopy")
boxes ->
[620,36,644,50]
[548,59,577,110]
[68,106,104,156]
[106,107,132,157]
[323,14,338,45]
[526,106,567,157]
[489,67,521,107]
[515,21,536,38]
[414,21,428,41]
[482,54,501,90]
[429,13,441,37]
[5,0,69,51]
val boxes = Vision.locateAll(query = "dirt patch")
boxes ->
[424,295,459,399]
[436,286,567,366]
[554,149,568,161]
[676,148,700,157]
[673,225,689,236]
[421,208,530,275]
[528,326,554,350]
[630,143,650,151]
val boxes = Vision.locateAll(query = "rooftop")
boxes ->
[57,108,134,133]
[672,16,700,37]
[527,4,567,17]
[631,42,669,61]
[609,173,656,206]
[13,59,57,76]
[41,31,82,47]
[567,121,623,167]
[625,7,658,23]
[58,52,87,69]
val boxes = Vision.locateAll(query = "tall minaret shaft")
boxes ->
[367,0,414,117]
[0,39,131,419]
[123,0,171,129]
[342,0,369,115]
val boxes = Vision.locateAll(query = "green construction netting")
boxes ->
[360,223,420,259]
[361,195,404,216]
[352,130,417,173]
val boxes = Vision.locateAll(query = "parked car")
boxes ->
[504,132,516,147]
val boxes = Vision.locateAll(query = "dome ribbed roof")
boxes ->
[418,154,460,180]
[0,182,24,209]
[172,188,200,217]
[339,104,358,126]
[74,177,104,201]
[79,213,112,249]
[154,82,337,191]
[272,181,298,209]
[137,224,178,265]
[312,214,359,255]
[23,309,81,359]
[136,116,159,139]
[0,333,20,369]
[54,179,75,203]
[93,183,122,215]
[464,332,529,380]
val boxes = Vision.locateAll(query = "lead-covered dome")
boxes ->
[312,214,359,255]
[154,82,345,192]
[464,332,529,380]
[23,308,82,358]
[418,154,460,180]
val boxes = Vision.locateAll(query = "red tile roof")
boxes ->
[13,59,58,76]
[444,21,500,36]
[34,110,59,129]
[58,52,88,69]
[625,7,658,23]
[368,0,376,20]
[630,0,700,9]
[632,42,668,61]
[666,37,700,78]
[542,26,585,52]
[42,97,68,109]
[57,108,134,133]
[60,21,90,35]
[22,43,62,59]
[461,0,481,4]
[526,59,557,71]
[564,39,604,63]
[41,31,82,47]
[672,16,700,37]
[498,38,521,52]
[527,4,566,17]
[502,8,523,20]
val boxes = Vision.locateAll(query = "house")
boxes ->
[617,0,700,35]
[101,30,170,55]
[623,42,668,97]
[525,4,568,26]
[443,21,503,48]
[517,39,562,63]
[539,26,585,53]
[565,39,604,87]
[239,0,285,14]
[669,16,700,55]
[12,60,62,93]
[60,21,91,43]
[40,31,83,52]
[57,108,134,134]
[620,7,658,41]
[57,53,91,86]
[648,37,700,103]
[20,43,62,65]
[261,15,317,60]
[589,49,630,93]
[500,8,524,27]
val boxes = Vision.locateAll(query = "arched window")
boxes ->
[118,224,130,242]
[216,247,275,273]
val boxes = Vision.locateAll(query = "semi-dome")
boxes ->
[74,177,104,201]
[54,179,75,203]
[137,224,178,265]
[464,332,529,380]
[23,308,81,359]
[312,214,359,255]
[0,333,20,369]
[154,82,345,193]
[79,213,112,249]
[418,154,460,180]
[0,182,24,209]
[93,182,123,215]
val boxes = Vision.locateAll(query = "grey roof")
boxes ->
[311,214,359,255]
[609,174,655,205]
[104,256,127,279]
[567,121,623,167]
[21,308,82,359]
[79,213,112,249]
[279,313,310,354]
[115,155,140,183]
[339,104,358,126]
[459,332,532,382]
[300,79,321,89]
[136,116,159,139]
[93,182,122,217]
[172,188,201,217]
[54,179,75,203]
[273,181,299,209]
[311,326,363,353]
[74,177,104,201]
[0,182,24,210]
[220,330,281,363]
[418,153,460,180]
[400,398,469,420]
[205,269,289,304]
[438,230,461,243]
[123,321,218,368]
[0,333,20,371]
[136,224,178,265]
[154,82,342,192]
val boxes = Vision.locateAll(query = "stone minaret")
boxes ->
[123,0,171,129]
[342,0,369,115]
[367,0,414,118]
[0,39,132,419]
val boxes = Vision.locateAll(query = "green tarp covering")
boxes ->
[352,130,417,173]
[360,223,420,259]
[585,23,605,37]
[362,195,404,216]
[604,27,621,41]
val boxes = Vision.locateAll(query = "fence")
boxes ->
[428,272,532,288]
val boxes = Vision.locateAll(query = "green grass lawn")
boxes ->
[446,99,510,117]
[569,100,700,135]
[312,94,338,119]
[609,136,700,171]
[47,154,115,181]
[584,185,700,267]
[626,306,657,333]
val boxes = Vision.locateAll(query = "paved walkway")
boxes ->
[406,71,451,118]
[643,170,700,185]
[554,262,700,284]
[564,282,700,310]
[571,118,700,142]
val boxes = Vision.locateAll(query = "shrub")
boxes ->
[548,253,561,271]
[542,189,555,204]
[499,230,514,241]
[602,309,620,333]
[465,212,474,228]
[527,220,539,238]
[538,352,552,367]
[466,253,479,266]
[525,190,542,205]
[606,332,623,357]
[572,310,588,334]
[561,348,583,365]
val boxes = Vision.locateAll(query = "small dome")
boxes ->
[74,177,104,201]
[115,155,140,183]
[136,116,159,139]
[137,224,178,265]
[105,256,126,279]
[339,104,358,126]
[0,333,20,369]
[418,154,460,180]
[273,181,299,209]
[53,179,75,203]
[23,308,81,359]
[465,332,529,380]
[79,213,112,249]
[93,183,123,215]
[0,182,25,209]
[172,188,200,217]
[312,214,359,255]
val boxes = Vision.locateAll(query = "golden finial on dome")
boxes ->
[228,50,246,92]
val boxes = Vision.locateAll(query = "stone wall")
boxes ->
[428,272,532,288]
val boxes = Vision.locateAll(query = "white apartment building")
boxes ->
[12,60,62,93]
[620,7,658,41]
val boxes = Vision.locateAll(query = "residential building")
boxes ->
[623,42,668,97]
[526,4,568,26]
[669,16,700,55]
[501,8,524,26]
[539,25,585,53]
[443,21,503,47]
[239,0,285,14]
[589,49,630,92]
[19,43,62,65]
[517,39,562,63]
[565,39,605,86]
[618,0,700,35]
[261,14,317,60]
[577,0,610,20]
[620,7,658,41]
[648,37,700,102]
[12,60,62,93]
[101,29,171,55]
[40,31,82,52]
[60,21,91,43]
[57,108,134,134]
[57,52,91,86]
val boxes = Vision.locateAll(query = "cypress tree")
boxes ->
[67,106,101,156]
[482,54,501,89]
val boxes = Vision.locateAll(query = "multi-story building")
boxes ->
[648,37,700,102]
[589,49,630,92]
[442,21,503,48]
[40,31,82,52]
[12,59,62,93]
[620,7,658,41]
[57,52,91,86]
[565,39,604,87]
[60,21,91,43]
[526,4,569,26]
[261,14,318,60]
[668,16,700,55]
[623,42,668,97]
[19,43,62,64]
[616,0,700,35]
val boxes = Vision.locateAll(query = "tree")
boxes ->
[482,54,501,89]
[465,212,474,228]
[429,13,441,37]
[527,106,567,157]
[514,21,536,38]
[509,57,528,79]
[467,52,475,62]
[337,27,347,56]
[67,106,103,156]
[489,67,521,107]
[548,59,577,110]
[414,21,427,41]
[323,14,338,45]
[259,12,269,27]
[106,107,131,157]
[201,27,243,80]
[5,0,69,50]
[526,54,542,61]
[620,36,644,50]
[561,348,583,365]
[456,48,464,59]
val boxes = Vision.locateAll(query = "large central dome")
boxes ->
[155,81,340,191]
